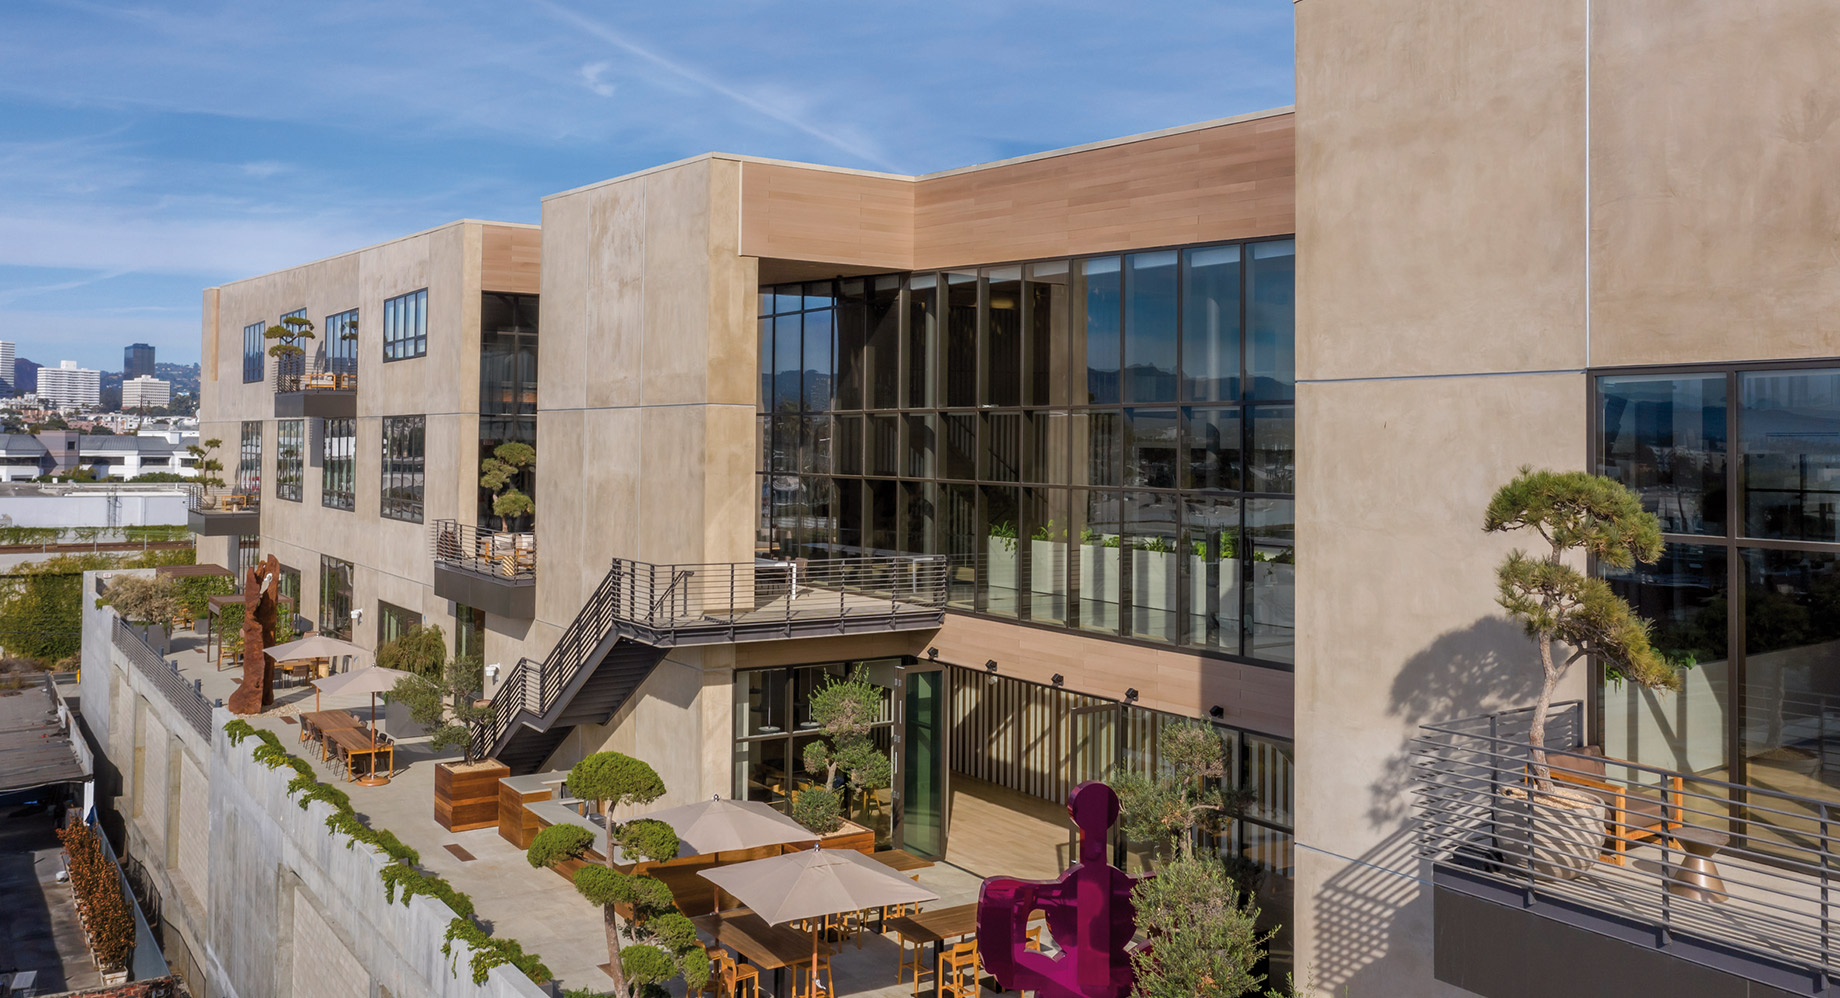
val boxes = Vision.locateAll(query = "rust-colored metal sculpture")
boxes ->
[225,555,280,715]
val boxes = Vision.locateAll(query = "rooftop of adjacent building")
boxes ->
[0,677,88,793]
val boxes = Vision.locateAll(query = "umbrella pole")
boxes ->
[358,689,390,786]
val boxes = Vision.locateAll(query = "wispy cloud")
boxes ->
[578,61,616,98]
[528,0,900,171]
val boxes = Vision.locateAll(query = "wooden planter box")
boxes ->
[435,760,510,831]
[785,818,875,854]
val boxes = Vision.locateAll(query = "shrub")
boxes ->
[58,822,135,971]
[789,786,843,834]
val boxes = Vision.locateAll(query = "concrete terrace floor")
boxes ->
[220,679,998,997]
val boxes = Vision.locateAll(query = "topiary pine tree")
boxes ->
[188,437,225,493]
[480,442,536,532]
[1110,722,1255,865]
[524,752,707,998]
[265,314,316,383]
[1484,466,1683,790]
[798,667,890,832]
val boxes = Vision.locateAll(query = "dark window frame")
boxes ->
[382,288,429,362]
[275,418,304,502]
[380,415,426,522]
[243,321,265,383]
[322,417,355,511]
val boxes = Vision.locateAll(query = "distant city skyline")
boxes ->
[0,2,1292,374]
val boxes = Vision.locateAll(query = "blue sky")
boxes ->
[0,1,1295,372]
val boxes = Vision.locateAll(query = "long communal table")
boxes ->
[692,910,834,998]
[324,725,393,782]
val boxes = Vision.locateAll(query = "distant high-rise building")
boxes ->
[0,341,14,394]
[124,342,156,380]
[122,375,171,410]
[37,360,101,410]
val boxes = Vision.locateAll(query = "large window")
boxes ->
[1596,363,1840,848]
[479,292,537,527]
[242,321,265,383]
[325,307,358,377]
[322,417,355,510]
[381,415,425,522]
[755,237,1297,666]
[378,601,422,648]
[237,421,261,495]
[383,288,428,361]
[275,419,304,501]
[276,307,307,385]
[319,555,353,640]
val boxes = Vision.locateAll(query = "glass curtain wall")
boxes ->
[381,415,426,522]
[377,601,422,648]
[479,293,538,529]
[319,555,353,639]
[322,418,355,510]
[324,308,359,378]
[1597,364,1840,847]
[237,421,261,496]
[755,238,1296,666]
[275,419,304,501]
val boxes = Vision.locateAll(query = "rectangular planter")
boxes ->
[435,760,510,832]
[784,818,875,855]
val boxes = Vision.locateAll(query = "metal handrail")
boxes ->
[272,359,356,394]
[1416,703,1840,983]
[429,519,535,581]
[472,554,948,759]
[183,484,259,514]
[111,615,211,739]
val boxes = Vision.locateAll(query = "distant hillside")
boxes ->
[13,357,39,394]
[14,357,198,408]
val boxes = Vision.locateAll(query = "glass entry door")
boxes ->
[896,664,947,858]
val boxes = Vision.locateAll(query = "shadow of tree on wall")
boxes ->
[1309,616,1547,994]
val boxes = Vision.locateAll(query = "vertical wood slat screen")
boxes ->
[952,669,1118,805]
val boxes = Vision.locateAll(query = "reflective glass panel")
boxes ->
[867,414,899,477]
[1025,410,1069,485]
[986,266,1022,407]
[773,313,801,411]
[1124,491,1178,643]
[803,306,834,412]
[1026,262,1070,406]
[1246,498,1294,664]
[983,411,1020,482]
[943,413,977,481]
[1184,407,1242,492]
[1741,548,1840,826]
[1126,408,1178,489]
[1079,257,1122,404]
[1248,405,1295,494]
[869,276,901,409]
[1075,489,1121,634]
[1026,487,1068,623]
[1602,544,1728,779]
[1183,245,1241,402]
[1183,495,1242,653]
[906,274,937,407]
[1246,240,1295,401]
[1124,251,1179,403]
[836,279,865,411]
[945,272,979,408]
[1599,374,1727,536]
[1741,369,1840,542]
[983,485,1020,618]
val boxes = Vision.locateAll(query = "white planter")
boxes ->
[1253,562,1295,629]
[1079,544,1119,606]
[986,537,1017,594]
[1131,549,1177,613]
[1189,555,1243,631]
[1030,540,1066,597]
[1497,786,1605,882]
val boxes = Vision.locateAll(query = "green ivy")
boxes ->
[380,863,477,920]
[223,719,257,745]
[443,917,552,986]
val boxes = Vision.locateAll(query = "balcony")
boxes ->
[272,364,355,418]
[184,486,259,536]
[429,519,534,618]
[1415,703,1840,997]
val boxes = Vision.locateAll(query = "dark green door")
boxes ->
[899,668,946,858]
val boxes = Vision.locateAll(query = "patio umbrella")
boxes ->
[309,665,414,786]
[639,795,816,854]
[700,845,938,995]
[266,633,369,672]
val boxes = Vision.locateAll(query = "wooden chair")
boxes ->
[898,926,934,989]
[1545,746,1685,865]
[721,956,758,998]
[794,948,832,998]
[939,939,979,998]
[699,949,727,998]
[1025,925,1043,952]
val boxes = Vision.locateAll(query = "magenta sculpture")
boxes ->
[976,781,1142,998]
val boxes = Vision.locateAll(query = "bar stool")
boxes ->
[897,927,934,988]
[723,957,759,998]
[794,950,832,998]
[939,939,980,998]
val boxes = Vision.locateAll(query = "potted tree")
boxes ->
[480,442,536,576]
[524,752,710,998]
[987,520,1018,595]
[264,314,316,390]
[187,437,225,508]
[793,667,887,851]
[1030,519,1067,605]
[1484,467,1682,881]
[393,654,503,830]
[99,573,179,655]
[1079,525,1120,612]
[1133,534,1178,621]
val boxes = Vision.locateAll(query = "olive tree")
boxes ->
[1484,467,1681,789]
[524,752,707,998]
[390,655,493,764]
[1130,858,1275,998]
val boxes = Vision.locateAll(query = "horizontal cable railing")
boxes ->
[474,554,947,759]
[1415,702,1840,983]
[273,360,355,394]
[602,555,949,642]
[430,519,535,581]
[111,615,212,739]
[183,483,258,513]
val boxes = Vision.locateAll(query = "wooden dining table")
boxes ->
[885,903,979,998]
[324,726,393,782]
[299,709,360,758]
[693,910,835,998]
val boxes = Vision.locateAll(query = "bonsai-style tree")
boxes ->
[188,437,225,497]
[796,667,890,833]
[524,752,708,998]
[1130,858,1276,998]
[100,574,180,636]
[1485,467,1681,789]
[391,655,494,764]
[1110,722,1255,864]
[265,314,316,381]
[376,624,449,679]
[480,442,536,532]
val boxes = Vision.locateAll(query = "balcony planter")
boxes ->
[1253,561,1295,630]
[1131,548,1177,614]
[987,536,1017,594]
[1079,542,1119,607]
[786,817,876,855]
[1188,555,1242,631]
[435,759,511,832]
[1497,785,1604,882]
[1030,540,1066,598]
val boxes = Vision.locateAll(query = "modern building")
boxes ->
[90,5,1836,998]
[124,342,156,380]
[122,374,172,410]
[37,360,101,411]
[0,340,16,394]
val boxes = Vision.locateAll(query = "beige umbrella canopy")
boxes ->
[309,665,416,787]
[638,795,816,855]
[266,634,369,664]
[700,846,938,994]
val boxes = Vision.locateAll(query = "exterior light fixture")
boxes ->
[986,660,998,685]
[1209,705,1224,719]
[1125,688,1139,702]
[927,647,939,660]
[1051,673,1065,687]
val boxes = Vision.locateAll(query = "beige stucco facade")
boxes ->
[1294,1,1840,992]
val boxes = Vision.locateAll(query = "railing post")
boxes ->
[1824,808,1834,974]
